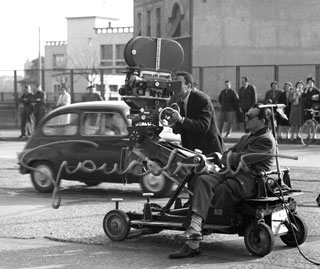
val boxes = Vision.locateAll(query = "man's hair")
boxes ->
[284,82,293,88]
[174,71,194,86]
[241,76,249,82]
[307,76,315,83]
[295,80,304,87]
[270,81,278,87]
[252,103,271,126]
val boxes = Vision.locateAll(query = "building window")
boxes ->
[100,44,113,66]
[109,85,118,92]
[170,3,182,37]
[53,54,65,67]
[156,8,161,37]
[115,44,126,66]
[137,13,142,35]
[146,10,151,36]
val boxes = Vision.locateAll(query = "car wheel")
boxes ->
[140,170,173,198]
[31,161,56,193]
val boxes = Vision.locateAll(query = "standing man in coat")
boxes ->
[19,85,34,138]
[169,104,276,259]
[170,71,225,155]
[218,80,240,138]
[82,85,103,102]
[238,76,257,132]
[32,85,46,127]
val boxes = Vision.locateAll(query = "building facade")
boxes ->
[134,0,320,100]
[44,16,133,103]
[134,0,192,72]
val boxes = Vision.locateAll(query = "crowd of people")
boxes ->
[19,84,47,138]
[18,84,105,138]
[218,76,320,140]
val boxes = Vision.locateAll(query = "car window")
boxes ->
[42,113,79,136]
[81,112,128,136]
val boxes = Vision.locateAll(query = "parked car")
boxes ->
[18,101,180,197]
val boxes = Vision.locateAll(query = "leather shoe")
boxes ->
[168,245,200,259]
[175,227,203,242]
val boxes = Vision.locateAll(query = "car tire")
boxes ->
[31,161,56,193]
[140,170,173,198]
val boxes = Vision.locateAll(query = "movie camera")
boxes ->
[118,36,208,198]
[119,36,184,130]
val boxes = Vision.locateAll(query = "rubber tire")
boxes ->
[31,161,56,193]
[244,222,274,257]
[300,120,316,146]
[103,210,130,241]
[140,170,173,198]
[280,214,308,247]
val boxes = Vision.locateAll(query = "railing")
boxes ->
[95,26,134,34]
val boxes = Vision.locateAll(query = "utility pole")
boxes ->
[38,27,42,86]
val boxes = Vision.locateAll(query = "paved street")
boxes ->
[0,139,320,268]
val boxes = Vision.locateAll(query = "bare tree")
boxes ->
[67,41,100,87]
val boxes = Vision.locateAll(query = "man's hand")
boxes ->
[145,159,162,176]
[311,94,319,101]
[171,110,184,124]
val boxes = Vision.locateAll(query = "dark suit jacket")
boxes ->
[238,84,257,113]
[212,127,276,208]
[172,89,225,155]
[278,91,291,126]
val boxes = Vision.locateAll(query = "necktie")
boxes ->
[179,101,185,117]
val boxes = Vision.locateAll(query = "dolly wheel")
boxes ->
[244,222,274,257]
[280,214,308,247]
[103,210,130,241]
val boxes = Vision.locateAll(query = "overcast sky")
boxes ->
[0,0,133,72]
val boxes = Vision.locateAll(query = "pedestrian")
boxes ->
[238,76,257,132]
[82,85,103,102]
[19,85,34,138]
[169,71,225,155]
[289,81,304,141]
[56,86,71,107]
[32,85,46,127]
[278,82,292,139]
[302,77,320,120]
[265,81,282,134]
[169,104,276,259]
[218,80,240,138]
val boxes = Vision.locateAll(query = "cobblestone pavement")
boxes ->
[0,141,320,268]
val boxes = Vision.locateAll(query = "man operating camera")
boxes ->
[169,71,225,155]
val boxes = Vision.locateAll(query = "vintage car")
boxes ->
[18,101,179,197]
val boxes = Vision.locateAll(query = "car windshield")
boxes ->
[42,113,79,136]
[81,111,128,136]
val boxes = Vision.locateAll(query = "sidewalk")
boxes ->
[0,129,25,141]
[0,128,312,144]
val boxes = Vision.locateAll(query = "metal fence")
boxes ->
[1,63,319,128]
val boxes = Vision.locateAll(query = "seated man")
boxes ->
[169,104,276,259]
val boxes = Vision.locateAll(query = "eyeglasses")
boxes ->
[245,113,258,120]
